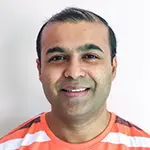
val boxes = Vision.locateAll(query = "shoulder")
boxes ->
[107,113,150,148]
[0,112,49,150]
[114,114,149,136]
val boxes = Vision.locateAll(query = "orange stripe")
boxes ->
[0,115,45,144]
[3,113,44,137]
[0,128,28,143]
[112,123,150,137]
[0,123,46,143]
[18,141,150,150]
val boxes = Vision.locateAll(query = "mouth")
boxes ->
[61,88,90,97]
[61,88,90,92]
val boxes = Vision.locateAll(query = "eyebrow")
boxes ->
[46,43,104,55]
[46,47,65,54]
[77,44,104,53]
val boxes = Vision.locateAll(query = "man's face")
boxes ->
[37,21,117,119]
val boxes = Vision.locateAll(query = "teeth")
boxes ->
[66,88,87,92]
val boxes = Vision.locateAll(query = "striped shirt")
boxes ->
[0,112,150,150]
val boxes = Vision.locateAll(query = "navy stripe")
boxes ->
[115,116,142,130]
[19,116,41,130]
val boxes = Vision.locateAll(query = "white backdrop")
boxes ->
[0,0,149,137]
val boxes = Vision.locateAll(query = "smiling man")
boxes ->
[0,7,150,150]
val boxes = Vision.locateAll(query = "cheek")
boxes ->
[41,66,64,86]
[88,65,112,85]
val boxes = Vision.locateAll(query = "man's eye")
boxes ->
[83,54,99,59]
[48,55,67,62]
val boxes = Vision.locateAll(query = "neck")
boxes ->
[46,105,110,143]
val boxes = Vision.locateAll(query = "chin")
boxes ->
[59,107,92,121]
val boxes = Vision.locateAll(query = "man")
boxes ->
[0,7,150,150]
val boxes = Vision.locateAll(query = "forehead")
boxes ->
[41,21,110,53]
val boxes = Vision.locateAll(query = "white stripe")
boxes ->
[1,131,150,149]
[0,131,51,150]
[102,132,150,147]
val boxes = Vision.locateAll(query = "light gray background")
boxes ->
[0,0,149,137]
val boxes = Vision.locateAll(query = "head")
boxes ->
[36,7,117,120]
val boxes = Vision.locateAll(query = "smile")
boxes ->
[62,88,90,93]
[61,88,90,97]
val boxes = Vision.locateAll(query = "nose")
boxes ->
[64,59,85,79]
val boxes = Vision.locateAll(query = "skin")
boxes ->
[36,21,117,143]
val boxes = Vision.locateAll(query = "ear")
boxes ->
[36,59,42,81]
[112,56,117,81]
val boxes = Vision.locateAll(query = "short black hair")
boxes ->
[36,7,117,63]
